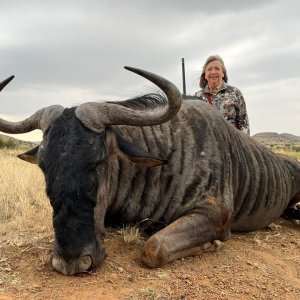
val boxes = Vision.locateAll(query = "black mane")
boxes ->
[110,93,168,110]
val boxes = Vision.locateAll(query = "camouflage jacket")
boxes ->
[194,83,250,135]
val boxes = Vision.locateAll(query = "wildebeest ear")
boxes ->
[115,134,168,167]
[17,146,39,164]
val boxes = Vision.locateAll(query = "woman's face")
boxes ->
[204,60,224,89]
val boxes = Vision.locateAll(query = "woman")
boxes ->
[194,55,250,135]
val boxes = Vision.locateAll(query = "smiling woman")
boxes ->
[194,54,250,135]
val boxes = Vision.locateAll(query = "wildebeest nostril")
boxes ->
[51,254,93,275]
[51,255,68,275]
[77,255,92,273]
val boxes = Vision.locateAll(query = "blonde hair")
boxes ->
[199,55,228,88]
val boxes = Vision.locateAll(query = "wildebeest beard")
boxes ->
[38,107,107,263]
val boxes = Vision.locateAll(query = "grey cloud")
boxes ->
[0,0,300,139]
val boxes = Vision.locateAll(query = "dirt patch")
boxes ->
[0,219,299,300]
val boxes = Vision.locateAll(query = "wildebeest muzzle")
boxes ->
[51,241,106,275]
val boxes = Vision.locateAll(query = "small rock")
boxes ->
[268,223,282,231]
[4,267,12,272]
[157,272,168,279]
[254,239,261,245]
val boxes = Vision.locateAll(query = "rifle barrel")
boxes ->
[181,58,186,95]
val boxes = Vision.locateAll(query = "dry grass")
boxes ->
[117,225,145,246]
[0,149,52,246]
[272,147,300,161]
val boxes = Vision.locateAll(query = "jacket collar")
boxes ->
[204,82,227,94]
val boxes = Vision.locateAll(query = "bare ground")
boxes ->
[0,219,299,300]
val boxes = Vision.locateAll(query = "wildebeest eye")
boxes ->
[86,174,98,195]
[89,159,105,170]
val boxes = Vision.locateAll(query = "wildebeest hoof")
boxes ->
[141,236,169,268]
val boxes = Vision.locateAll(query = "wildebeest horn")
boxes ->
[0,75,15,92]
[0,105,65,134]
[75,66,182,132]
[0,75,65,134]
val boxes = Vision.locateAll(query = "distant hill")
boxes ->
[0,133,37,149]
[252,132,300,147]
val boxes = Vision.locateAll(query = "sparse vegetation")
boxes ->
[252,132,300,160]
[0,138,16,149]
[272,146,300,161]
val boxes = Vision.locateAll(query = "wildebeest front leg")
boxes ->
[142,197,232,267]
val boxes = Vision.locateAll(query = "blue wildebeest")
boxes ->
[0,68,299,275]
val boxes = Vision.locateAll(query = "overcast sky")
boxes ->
[0,0,299,141]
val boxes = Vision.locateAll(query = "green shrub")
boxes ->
[292,145,300,152]
[272,146,300,161]
[0,138,16,149]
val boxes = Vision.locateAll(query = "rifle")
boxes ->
[181,58,186,95]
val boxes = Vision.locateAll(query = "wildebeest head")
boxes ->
[0,67,181,275]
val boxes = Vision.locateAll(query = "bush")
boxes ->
[292,145,300,152]
[0,138,16,149]
[272,146,300,161]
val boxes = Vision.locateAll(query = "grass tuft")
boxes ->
[118,225,145,246]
